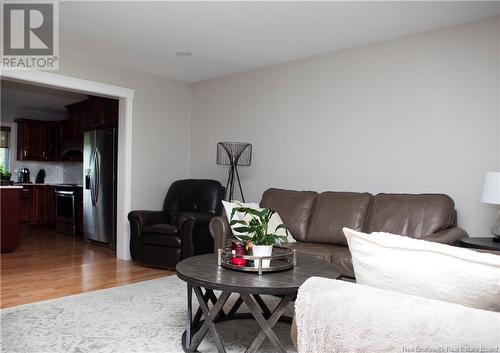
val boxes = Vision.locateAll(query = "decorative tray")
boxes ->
[217,246,296,275]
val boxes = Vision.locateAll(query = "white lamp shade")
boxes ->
[481,172,500,205]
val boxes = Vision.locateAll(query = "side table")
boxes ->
[459,237,500,254]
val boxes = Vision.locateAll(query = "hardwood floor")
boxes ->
[1,226,174,308]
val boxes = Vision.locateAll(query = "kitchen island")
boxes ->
[1,186,22,252]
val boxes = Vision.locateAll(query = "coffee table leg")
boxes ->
[253,294,272,318]
[189,287,231,353]
[185,284,193,349]
[241,293,294,353]
[226,295,243,318]
[191,288,216,330]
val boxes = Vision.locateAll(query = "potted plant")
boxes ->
[230,206,289,268]
[0,166,12,185]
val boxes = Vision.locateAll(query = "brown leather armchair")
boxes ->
[128,179,224,269]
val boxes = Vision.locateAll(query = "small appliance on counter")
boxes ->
[35,169,46,184]
[17,168,30,183]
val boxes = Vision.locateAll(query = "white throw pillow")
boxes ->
[268,211,296,243]
[222,200,260,236]
[343,227,500,312]
[222,200,295,243]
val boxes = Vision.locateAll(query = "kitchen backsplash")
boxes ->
[11,160,83,184]
[63,163,83,184]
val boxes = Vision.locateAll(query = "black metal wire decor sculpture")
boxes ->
[216,142,252,202]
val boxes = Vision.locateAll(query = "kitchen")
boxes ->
[0,80,119,253]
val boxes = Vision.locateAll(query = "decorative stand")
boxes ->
[218,246,296,275]
[216,142,252,202]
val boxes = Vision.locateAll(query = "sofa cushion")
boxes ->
[286,241,354,278]
[365,193,455,237]
[163,179,225,221]
[140,233,181,248]
[344,228,500,312]
[260,188,318,242]
[143,223,178,235]
[307,192,372,246]
[295,278,500,353]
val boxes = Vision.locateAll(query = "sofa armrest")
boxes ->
[128,210,168,230]
[209,216,233,251]
[294,277,499,353]
[177,212,216,258]
[127,210,168,260]
[421,227,468,245]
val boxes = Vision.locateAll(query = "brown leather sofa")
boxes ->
[209,188,468,278]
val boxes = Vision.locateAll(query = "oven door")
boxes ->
[55,190,75,224]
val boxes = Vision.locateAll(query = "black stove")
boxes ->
[55,184,82,236]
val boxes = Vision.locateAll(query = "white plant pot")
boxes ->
[252,244,273,268]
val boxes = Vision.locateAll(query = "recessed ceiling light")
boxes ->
[176,51,192,57]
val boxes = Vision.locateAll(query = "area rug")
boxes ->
[1,275,296,353]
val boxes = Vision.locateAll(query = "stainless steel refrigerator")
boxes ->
[83,128,117,248]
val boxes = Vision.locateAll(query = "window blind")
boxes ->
[0,126,10,149]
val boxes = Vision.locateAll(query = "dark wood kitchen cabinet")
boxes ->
[1,188,21,253]
[62,112,83,140]
[16,119,61,161]
[87,98,106,130]
[19,185,56,225]
[31,186,45,224]
[103,99,119,127]
[48,186,56,226]
[61,108,84,162]
[67,97,118,132]
[44,126,59,161]
[17,121,43,160]
[19,186,32,223]
[32,185,56,225]
[43,186,56,226]
[16,97,117,162]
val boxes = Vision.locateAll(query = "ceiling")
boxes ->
[59,2,500,83]
[1,80,88,122]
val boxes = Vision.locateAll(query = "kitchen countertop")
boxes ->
[0,186,23,189]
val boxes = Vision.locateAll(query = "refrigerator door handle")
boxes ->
[89,148,93,205]
[90,148,97,207]
[94,148,100,205]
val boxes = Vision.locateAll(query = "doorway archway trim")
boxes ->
[1,69,135,260]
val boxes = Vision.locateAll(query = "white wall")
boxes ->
[56,53,191,210]
[190,17,500,236]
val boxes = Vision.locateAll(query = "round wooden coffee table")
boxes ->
[176,253,341,353]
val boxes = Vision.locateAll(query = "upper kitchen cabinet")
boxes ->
[15,97,118,162]
[104,99,119,127]
[45,125,60,161]
[66,97,118,133]
[63,105,84,140]
[16,119,61,161]
[17,120,43,160]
